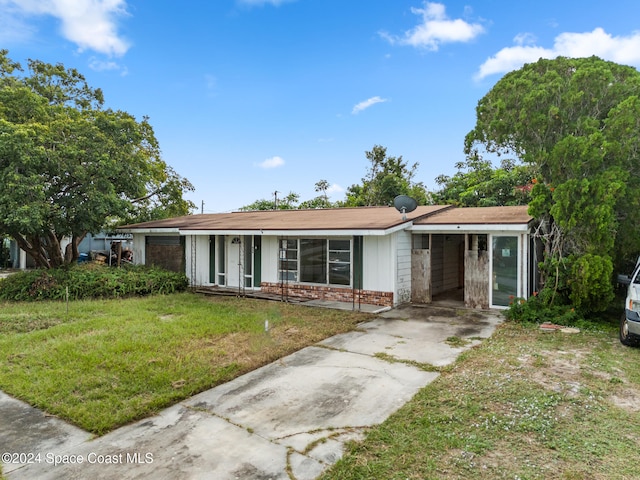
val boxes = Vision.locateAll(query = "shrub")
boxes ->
[0,264,188,301]
[504,294,580,326]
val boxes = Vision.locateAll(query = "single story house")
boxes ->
[118,205,536,309]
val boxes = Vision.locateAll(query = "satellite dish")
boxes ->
[393,195,418,219]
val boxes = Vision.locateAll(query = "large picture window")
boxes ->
[279,238,351,286]
[301,239,326,283]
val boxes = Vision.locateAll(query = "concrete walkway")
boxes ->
[1,304,502,480]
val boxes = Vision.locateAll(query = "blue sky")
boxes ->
[2,0,640,212]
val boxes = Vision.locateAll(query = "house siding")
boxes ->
[186,235,210,286]
[261,236,279,284]
[362,236,394,292]
[396,230,412,304]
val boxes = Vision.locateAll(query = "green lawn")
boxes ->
[321,319,640,480]
[0,292,369,435]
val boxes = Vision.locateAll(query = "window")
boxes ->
[300,239,326,283]
[329,239,350,285]
[279,239,298,282]
[279,238,351,286]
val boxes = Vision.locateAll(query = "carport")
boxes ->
[410,206,535,309]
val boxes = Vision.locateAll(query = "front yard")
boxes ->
[322,318,640,480]
[0,292,369,435]
[2,292,640,479]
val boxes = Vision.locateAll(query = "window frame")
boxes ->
[278,237,352,287]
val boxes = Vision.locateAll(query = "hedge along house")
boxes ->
[118,205,536,310]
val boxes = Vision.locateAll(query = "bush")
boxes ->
[0,264,188,301]
[504,294,580,326]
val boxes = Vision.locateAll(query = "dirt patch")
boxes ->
[517,347,640,411]
[523,349,586,397]
[610,388,640,412]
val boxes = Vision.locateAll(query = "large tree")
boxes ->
[0,51,194,268]
[343,145,430,206]
[465,56,640,312]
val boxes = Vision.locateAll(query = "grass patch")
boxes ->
[322,319,640,480]
[445,335,469,348]
[373,352,441,372]
[0,292,371,435]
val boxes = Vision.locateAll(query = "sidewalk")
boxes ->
[1,305,502,480]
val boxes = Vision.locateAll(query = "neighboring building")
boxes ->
[118,205,536,309]
[6,233,133,269]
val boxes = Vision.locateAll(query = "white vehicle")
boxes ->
[622,260,640,347]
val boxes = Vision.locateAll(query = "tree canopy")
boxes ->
[239,146,431,211]
[465,56,640,312]
[239,191,301,211]
[342,145,430,207]
[434,155,533,207]
[0,51,194,268]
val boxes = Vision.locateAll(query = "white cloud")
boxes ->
[88,57,127,75]
[381,2,485,50]
[476,28,640,80]
[326,183,344,195]
[2,0,130,56]
[257,156,285,169]
[352,96,388,114]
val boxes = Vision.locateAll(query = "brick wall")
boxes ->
[260,282,394,307]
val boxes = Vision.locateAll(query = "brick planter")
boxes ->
[260,282,393,307]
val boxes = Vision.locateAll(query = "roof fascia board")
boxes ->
[411,224,530,233]
[118,228,180,234]
[182,228,399,236]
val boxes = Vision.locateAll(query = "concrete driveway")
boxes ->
[1,304,502,480]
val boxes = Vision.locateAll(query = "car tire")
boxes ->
[620,313,640,347]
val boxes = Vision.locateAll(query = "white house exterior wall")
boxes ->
[519,232,529,299]
[395,230,412,304]
[192,235,210,286]
[362,235,394,292]
[132,234,146,266]
[260,236,280,284]
[185,235,194,285]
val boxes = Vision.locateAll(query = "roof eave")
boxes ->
[411,223,531,233]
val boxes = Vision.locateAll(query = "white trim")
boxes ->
[118,228,180,234]
[181,225,411,237]
[411,224,530,233]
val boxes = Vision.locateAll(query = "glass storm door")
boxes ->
[492,236,518,307]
